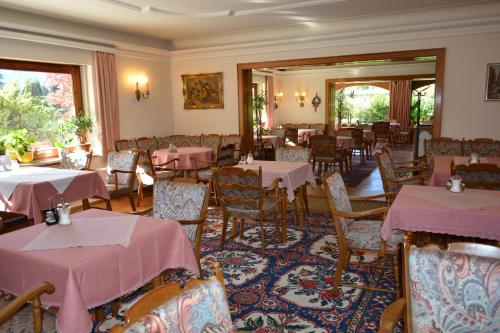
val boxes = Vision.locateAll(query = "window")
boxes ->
[0,59,83,144]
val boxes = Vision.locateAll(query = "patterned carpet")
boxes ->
[0,200,397,333]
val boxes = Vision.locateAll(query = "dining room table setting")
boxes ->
[152,145,213,170]
[0,208,200,333]
[0,166,109,224]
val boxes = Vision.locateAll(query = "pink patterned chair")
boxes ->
[168,135,191,147]
[154,136,170,149]
[322,172,400,296]
[115,139,138,151]
[376,151,426,197]
[378,243,500,333]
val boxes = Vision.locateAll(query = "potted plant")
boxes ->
[0,137,6,156]
[70,113,93,144]
[5,129,36,163]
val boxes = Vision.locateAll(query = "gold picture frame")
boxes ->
[182,72,224,109]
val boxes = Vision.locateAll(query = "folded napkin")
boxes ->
[21,215,138,251]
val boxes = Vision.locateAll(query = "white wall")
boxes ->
[170,32,500,139]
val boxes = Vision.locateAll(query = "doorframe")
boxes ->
[237,48,446,152]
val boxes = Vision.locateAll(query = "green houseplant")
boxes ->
[70,113,93,144]
[5,129,36,163]
[0,137,6,156]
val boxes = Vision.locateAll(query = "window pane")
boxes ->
[0,69,76,142]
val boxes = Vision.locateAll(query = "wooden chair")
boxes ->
[192,144,235,182]
[322,172,400,295]
[168,135,190,147]
[115,139,138,151]
[109,263,236,333]
[136,137,159,156]
[212,167,281,251]
[60,149,92,170]
[0,282,55,333]
[424,137,463,166]
[200,134,221,152]
[381,146,428,179]
[285,127,299,146]
[275,147,311,219]
[221,134,242,161]
[154,136,170,149]
[469,138,500,157]
[351,128,369,163]
[378,242,500,333]
[310,135,345,175]
[451,161,500,190]
[132,148,178,207]
[376,151,426,197]
[372,122,391,146]
[0,211,30,234]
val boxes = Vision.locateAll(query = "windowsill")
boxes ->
[19,158,61,167]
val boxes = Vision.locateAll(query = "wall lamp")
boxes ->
[295,92,307,107]
[135,76,150,102]
[273,92,283,109]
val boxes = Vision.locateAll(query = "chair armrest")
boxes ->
[394,165,428,172]
[264,177,282,194]
[0,282,55,325]
[386,174,425,184]
[377,298,406,333]
[190,157,216,171]
[109,169,136,174]
[331,206,388,219]
[349,192,395,201]
[154,158,179,168]
[178,217,205,226]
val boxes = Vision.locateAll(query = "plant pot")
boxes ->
[17,151,34,164]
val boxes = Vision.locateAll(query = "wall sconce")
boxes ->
[273,92,283,109]
[135,76,150,102]
[295,92,306,107]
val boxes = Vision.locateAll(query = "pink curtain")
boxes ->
[95,52,120,156]
[265,76,275,128]
[389,80,412,131]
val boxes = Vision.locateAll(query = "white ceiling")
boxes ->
[0,0,494,50]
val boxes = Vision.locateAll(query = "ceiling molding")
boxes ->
[171,15,500,61]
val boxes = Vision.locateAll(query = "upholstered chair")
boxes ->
[154,136,170,149]
[221,134,242,160]
[376,151,425,197]
[378,242,500,333]
[322,172,400,295]
[192,144,236,183]
[200,134,221,152]
[285,127,299,146]
[187,135,201,147]
[310,135,345,174]
[381,146,428,179]
[110,263,234,333]
[60,149,92,170]
[423,137,463,166]
[451,161,500,190]
[135,137,158,156]
[372,122,391,146]
[152,179,209,272]
[0,282,55,333]
[168,135,190,147]
[213,167,280,251]
[115,139,138,151]
[470,138,500,157]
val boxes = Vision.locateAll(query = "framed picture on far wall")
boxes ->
[182,72,224,109]
[486,63,500,101]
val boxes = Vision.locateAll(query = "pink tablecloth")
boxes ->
[382,185,500,241]
[0,209,199,333]
[236,160,315,201]
[428,156,500,186]
[0,168,109,224]
[298,129,316,144]
[153,147,213,170]
[337,136,355,149]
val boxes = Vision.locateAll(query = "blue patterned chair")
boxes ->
[213,167,280,250]
[424,137,463,166]
[110,263,234,333]
[152,179,209,272]
[200,134,221,152]
[376,151,426,197]
[115,139,138,151]
[381,147,428,180]
[221,134,242,161]
[466,138,500,157]
[136,137,158,156]
[322,172,401,295]
[378,242,500,333]
[192,144,236,183]
[452,162,500,190]
[0,282,55,333]
[60,149,92,170]
[103,150,140,211]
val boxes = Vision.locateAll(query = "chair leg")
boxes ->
[231,217,238,237]
[331,248,351,294]
[259,215,266,250]
[128,192,137,211]
[220,213,229,251]
[33,297,43,333]
[82,198,90,210]
[136,183,143,207]
[302,184,309,215]
[239,218,245,238]
[273,209,280,241]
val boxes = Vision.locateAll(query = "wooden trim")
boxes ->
[0,58,84,115]
[331,74,435,83]
[238,48,446,142]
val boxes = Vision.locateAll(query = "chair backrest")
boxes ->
[60,150,92,170]
[406,243,500,333]
[297,123,309,129]
[424,138,464,165]
[375,151,397,193]
[200,134,221,151]
[213,167,263,212]
[115,139,137,151]
[106,150,139,186]
[112,263,233,333]
[372,122,390,136]
[153,179,208,221]
[221,134,242,160]
[310,135,337,158]
[187,135,202,147]
[285,127,299,145]
[130,148,156,177]
[168,135,190,147]
[452,162,500,190]
[136,137,158,156]
[154,136,170,149]
[470,139,500,157]
[275,147,311,162]
[217,144,236,167]
[351,128,364,146]
[321,173,353,246]
[310,123,325,134]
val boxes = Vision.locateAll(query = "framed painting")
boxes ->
[182,72,224,109]
[486,63,500,101]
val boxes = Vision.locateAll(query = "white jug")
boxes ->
[450,176,463,193]
[57,203,72,225]
[246,153,254,165]
[470,153,479,164]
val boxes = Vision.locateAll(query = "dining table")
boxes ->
[235,160,316,241]
[298,129,317,144]
[0,167,109,224]
[0,208,199,333]
[336,136,355,149]
[153,146,213,170]
[428,155,500,186]
[382,185,500,242]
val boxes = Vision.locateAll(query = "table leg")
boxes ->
[95,306,104,321]
[280,188,287,243]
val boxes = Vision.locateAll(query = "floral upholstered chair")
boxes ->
[381,147,428,179]
[0,282,55,333]
[115,139,138,151]
[466,138,500,157]
[152,179,210,272]
[378,243,500,333]
[322,172,401,295]
[376,151,425,197]
[154,136,170,149]
[192,144,236,183]
[200,134,221,152]
[424,137,463,166]
[213,167,280,251]
[104,150,140,211]
[168,135,190,147]
[451,162,500,190]
[136,137,158,156]
[275,147,311,220]
[60,150,92,170]
[110,263,235,333]
[221,134,242,161]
